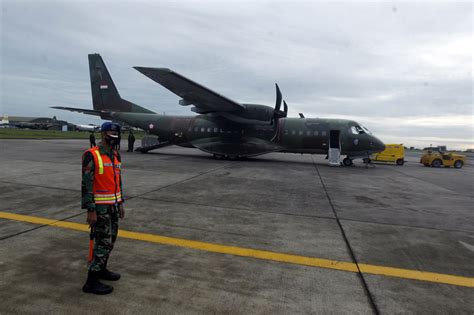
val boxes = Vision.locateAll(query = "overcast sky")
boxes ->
[1,0,472,149]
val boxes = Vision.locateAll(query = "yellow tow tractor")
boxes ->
[420,150,466,168]
[371,144,405,165]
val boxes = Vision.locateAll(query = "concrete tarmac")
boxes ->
[0,139,473,314]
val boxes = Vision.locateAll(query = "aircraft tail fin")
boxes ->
[88,54,155,114]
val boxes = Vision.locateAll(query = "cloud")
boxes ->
[1,0,472,149]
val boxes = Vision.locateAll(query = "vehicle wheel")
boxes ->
[363,158,371,164]
[343,158,353,166]
[431,159,442,167]
[454,160,463,169]
[424,164,429,167]
[396,159,404,166]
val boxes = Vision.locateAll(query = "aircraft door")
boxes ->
[328,130,341,166]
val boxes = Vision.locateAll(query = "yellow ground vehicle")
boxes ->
[420,151,466,168]
[371,144,405,165]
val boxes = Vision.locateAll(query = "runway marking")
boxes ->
[1,211,473,288]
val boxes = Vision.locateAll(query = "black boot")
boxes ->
[100,269,121,281]
[100,261,121,281]
[82,271,113,295]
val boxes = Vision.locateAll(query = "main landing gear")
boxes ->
[342,157,353,166]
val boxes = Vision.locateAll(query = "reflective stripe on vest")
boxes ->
[95,193,122,204]
[93,150,104,175]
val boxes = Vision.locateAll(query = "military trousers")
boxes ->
[89,204,119,272]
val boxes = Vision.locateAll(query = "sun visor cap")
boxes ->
[101,122,121,133]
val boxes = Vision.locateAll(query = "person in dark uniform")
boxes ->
[127,131,136,152]
[89,132,96,148]
[81,122,125,295]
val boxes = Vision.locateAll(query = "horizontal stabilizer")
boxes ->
[51,106,113,120]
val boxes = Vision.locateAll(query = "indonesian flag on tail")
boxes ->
[100,82,108,90]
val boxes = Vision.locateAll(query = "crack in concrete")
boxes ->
[312,158,380,315]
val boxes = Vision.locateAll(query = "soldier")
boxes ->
[127,130,135,152]
[82,122,125,295]
[89,132,96,148]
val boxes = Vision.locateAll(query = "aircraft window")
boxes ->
[207,127,211,132]
[306,131,311,136]
[314,131,319,136]
[214,127,218,133]
[355,126,365,134]
[220,129,223,133]
[291,130,296,135]
[194,127,198,132]
[299,131,303,135]
[351,126,368,134]
[201,127,205,132]
[361,125,372,134]
[322,131,327,136]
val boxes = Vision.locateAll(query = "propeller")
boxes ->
[271,84,287,125]
[275,83,282,112]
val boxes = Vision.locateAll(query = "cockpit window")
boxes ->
[351,126,365,134]
[361,125,372,134]
[350,125,372,135]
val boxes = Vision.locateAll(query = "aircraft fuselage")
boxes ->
[113,111,385,158]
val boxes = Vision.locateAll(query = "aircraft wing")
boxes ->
[134,67,245,114]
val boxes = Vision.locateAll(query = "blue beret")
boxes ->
[101,122,121,132]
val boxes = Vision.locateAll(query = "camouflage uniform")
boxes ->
[82,144,123,272]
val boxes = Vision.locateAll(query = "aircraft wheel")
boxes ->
[213,154,224,160]
[342,158,353,167]
[228,155,238,160]
[396,159,404,166]
[431,159,442,168]
[454,160,463,169]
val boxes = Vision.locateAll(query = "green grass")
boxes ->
[0,129,145,139]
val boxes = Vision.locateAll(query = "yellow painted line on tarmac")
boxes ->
[1,211,473,288]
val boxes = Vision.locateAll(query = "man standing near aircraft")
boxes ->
[127,130,135,152]
[81,122,125,295]
[89,132,96,148]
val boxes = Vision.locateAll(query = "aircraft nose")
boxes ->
[369,136,385,152]
[372,137,385,152]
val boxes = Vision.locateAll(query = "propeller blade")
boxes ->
[275,83,282,112]
[283,101,288,117]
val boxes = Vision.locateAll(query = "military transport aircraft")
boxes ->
[53,54,385,166]
[0,116,69,130]
[74,123,100,132]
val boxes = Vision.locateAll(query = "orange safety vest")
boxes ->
[85,146,122,205]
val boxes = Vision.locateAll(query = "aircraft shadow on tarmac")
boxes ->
[136,150,371,168]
